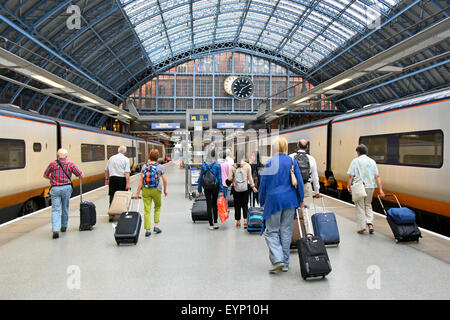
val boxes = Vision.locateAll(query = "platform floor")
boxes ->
[0,163,449,300]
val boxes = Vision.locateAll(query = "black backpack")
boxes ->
[294,152,311,184]
[202,164,219,192]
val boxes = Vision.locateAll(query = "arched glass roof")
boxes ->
[120,0,399,69]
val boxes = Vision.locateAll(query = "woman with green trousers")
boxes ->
[134,149,168,237]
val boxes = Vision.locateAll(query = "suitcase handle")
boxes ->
[79,177,83,203]
[377,194,401,215]
[296,208,313,239]
[128,196,142,213]
[312,195,327,214]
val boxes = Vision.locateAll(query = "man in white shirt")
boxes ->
[225,148,234,166]
[105,146,131,205]
[290,139,320,235]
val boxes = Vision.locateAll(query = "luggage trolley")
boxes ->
[185,164,202,200]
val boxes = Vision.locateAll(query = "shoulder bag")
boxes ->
[290,157,298,189]
[351,160,367,202]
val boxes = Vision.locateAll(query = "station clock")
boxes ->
[231,76,254,100]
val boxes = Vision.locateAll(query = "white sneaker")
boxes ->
[208,226,214,230]
[213,223,219,229]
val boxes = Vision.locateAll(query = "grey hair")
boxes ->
[57,148,68,158]
[356,144,368,155]
[118,146,127,154]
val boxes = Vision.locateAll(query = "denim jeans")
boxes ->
[50,185,73,232]
[264,208,296,267]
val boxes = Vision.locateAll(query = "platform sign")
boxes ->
[217,122,245,129]
[190,114,209,121]
[151,123,180,130]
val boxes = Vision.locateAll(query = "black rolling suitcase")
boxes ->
[79,178,96,231]
[115,197,142,245]
[296,209,332,280]
[378,194,422,243]
[191,194,209,222]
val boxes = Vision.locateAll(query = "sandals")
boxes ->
[367,224,374,234]
[357,229,368,235]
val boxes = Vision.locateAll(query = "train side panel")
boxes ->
[60,126,135,185]
[331,100,450,214]
[282,125,328,179]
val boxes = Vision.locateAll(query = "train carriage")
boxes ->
[0,104,165,224]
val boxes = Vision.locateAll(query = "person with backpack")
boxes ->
[289,139,320,235]
[228,150,257,228]
[134,149,168,237]
[198,148,225,230]
[249,150,264,206]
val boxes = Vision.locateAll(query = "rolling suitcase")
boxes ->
[79,178,97,231]
[115,197,142,245]
[191,194,209,222]
[311,197,340,246]
[296,209,332,280]
[377,194,422,243]
[108,190,132,222]
[247,207,264,232]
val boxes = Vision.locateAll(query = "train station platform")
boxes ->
[0,163,449,300]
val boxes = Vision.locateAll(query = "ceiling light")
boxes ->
[122,114,132,119]
[15,68,34,77]
[78,95,100,105]
[31,75,66,89]
[0,57,16,67]
[275,107,286,112]
[323,78,352,91]
[106,107,119,113]
[293,96,310,104]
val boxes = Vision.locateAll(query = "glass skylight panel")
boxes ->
[121,0,402,70]
[278,0,307,13]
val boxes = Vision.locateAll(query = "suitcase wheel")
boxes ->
[109,216,114,222]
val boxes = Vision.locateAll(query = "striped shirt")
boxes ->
[44,158,83,187]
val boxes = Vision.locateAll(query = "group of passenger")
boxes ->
[44,139,384,275]
[43,146,167,239]
[197,147,262,230]
[196,137,384,273]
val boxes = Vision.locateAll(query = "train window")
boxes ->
[359,136,388,162]
[107,145,120,159]
[398,130,443,167]
[33,143,42,152]
[288,143,297,155]
[138,143,145,163]
[126,147,136,158]
[0,139,25,170]
[81,144,105,162]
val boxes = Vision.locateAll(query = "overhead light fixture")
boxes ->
[275,107,286,112]
[31,74,66,89]
[15,67,34,77]
[106,107,119,113]
[77,95,101,105]
[122,114,132,119]
[293,96,310,104]
[323,78,352,91]
[0,57,16,67]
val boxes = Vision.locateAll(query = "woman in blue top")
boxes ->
[259,137,305,273]
[198,148,225,230]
